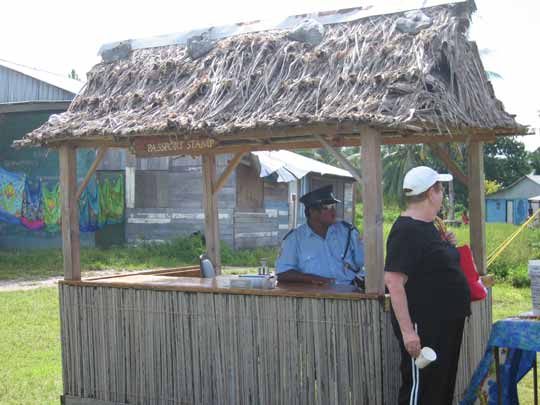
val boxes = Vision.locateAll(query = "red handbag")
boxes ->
[435,218,487,301]
[456,244,488,301]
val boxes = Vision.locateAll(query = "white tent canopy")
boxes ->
[252,150,354,183]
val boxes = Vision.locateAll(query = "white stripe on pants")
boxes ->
[410,323,419,405]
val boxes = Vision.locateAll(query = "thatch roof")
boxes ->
[15,0,525,149]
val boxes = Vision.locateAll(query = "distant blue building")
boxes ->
[485,175,540,225]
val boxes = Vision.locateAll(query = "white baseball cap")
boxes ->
[403,166,453,196]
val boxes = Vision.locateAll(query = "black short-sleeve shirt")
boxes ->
[384,216,471,322]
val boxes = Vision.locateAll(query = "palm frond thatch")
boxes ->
[16,2,523,147]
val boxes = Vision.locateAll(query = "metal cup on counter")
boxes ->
[258,258,269,275]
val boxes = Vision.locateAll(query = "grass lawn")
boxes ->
[0,288,62,405]
[0,238,277,282]
[2,221,538,284]
[0,283,536,404]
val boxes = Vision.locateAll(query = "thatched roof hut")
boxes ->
[15,0,524,150]
[15,5,515,404]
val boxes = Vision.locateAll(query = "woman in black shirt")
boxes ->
[385,166,471,405]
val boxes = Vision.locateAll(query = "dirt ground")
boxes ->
[0,269,130,292]
[0,266,254,292]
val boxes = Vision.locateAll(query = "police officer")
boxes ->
[276,185,365,287]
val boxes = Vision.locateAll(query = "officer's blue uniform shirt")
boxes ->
[276,221,365,284]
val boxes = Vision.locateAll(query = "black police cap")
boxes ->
[299,185,341,207]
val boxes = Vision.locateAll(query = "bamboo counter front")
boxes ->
[59,270,492,405]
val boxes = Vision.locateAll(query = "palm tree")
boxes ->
[382,145,424,206]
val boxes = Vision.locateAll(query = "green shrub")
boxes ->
[510,265,530,288]
[490,260,510,281]
[0,219,537,284]
[221,242,278,267]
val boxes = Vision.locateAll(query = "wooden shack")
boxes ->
[126,149,355,248]
[15,1,526,403]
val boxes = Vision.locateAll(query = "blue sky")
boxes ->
[2,0,538,150]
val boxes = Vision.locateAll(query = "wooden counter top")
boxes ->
[60,273,382,301]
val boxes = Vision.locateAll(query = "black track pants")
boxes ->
[392,317,466,405]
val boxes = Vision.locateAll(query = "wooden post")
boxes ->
[448,179,455,221]
[213,152,246,194]
[468,141,487,275]
[202,154,221,271]
[351,183,357,224]
[125,150,136,209]
[75,147,107,201]
[59,145,81,280]
[361,128,385,294]
[428,144,469,187]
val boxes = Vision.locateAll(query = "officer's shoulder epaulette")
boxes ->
[340,220,358,232]
[282,228,296,241]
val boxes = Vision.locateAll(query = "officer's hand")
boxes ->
[403,331,421,358]
[311,276,334,286]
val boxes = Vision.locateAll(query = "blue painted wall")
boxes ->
[485,198,530,225]
[486,199,506,223]
[513,199,528,225]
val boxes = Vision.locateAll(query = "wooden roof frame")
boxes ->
[60,124,493,294]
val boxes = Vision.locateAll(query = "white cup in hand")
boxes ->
[415,347,437,369]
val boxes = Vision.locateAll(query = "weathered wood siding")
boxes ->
[126,154,235,246]
[233,211,279,249]
[233,176,289,249]
[124,154,356,249]
[264,182,289,241]
[236,164,264,210]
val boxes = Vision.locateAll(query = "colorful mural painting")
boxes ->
[0,166,124,233]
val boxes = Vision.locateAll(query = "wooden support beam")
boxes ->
[202,155,221,272]
[428,144,469,187]
[213,152,246,194]
[75,147,108,201]
[59,145,81,280]
[468,141,487,275]
[315,134,362,183]
[361,127,385,294]
[125,150,136,209]
[60,131,502,153]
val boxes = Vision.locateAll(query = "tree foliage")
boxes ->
[485,179,502,195]
[484,138,531,187]
[294,137,531,209]
[530,147,540,175]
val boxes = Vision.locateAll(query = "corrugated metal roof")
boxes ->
[0,59,84,95]
[99,0,472,56]
[252,150,354,182]
[486,174,540,199]
[528,175,540,185]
